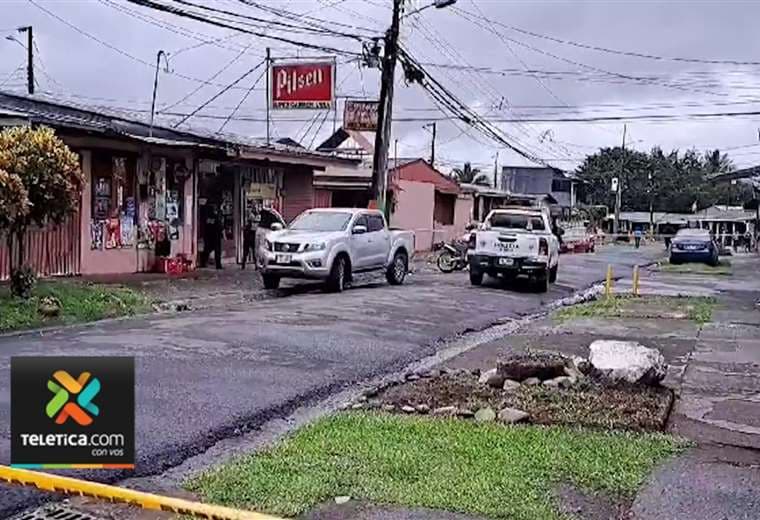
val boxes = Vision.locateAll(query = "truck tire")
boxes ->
[327,255,349,292]
[262,273,280,290]
[469,270,483,286]
[535,268,550,293]
[549,264,558,283]
[386,250,408,285]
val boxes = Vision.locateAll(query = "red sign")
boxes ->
[271,61,334,110]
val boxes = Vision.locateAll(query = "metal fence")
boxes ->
[0,214,81,280]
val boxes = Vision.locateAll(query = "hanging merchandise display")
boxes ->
[90,221,104,250]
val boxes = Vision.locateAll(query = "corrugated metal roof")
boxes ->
[0,91,358,164]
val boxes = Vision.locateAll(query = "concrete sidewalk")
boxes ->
[439,253,760,519]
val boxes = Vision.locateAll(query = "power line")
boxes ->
[125,0,363,57]
[217,67,266,133]
[173,59,265,127]
[495,17,760,67]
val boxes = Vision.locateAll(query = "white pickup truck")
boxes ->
[467,207,560,292]
[258,208,415,292]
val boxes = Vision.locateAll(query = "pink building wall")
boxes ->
[392,180,435,251]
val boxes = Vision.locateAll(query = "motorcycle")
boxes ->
[437,233,472,273]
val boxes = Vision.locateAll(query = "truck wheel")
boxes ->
[535,269,550,293]
[387,250,408,285]
[262,273,280,290]
[469,270,483,286]
[327,255,349,292]
[549,264,558,283]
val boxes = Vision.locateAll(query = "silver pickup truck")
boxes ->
[258,208,415,292]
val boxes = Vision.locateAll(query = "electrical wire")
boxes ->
[173,59,265,127]
[217,67,266,133]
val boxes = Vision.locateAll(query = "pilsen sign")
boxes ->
[271,61,334,109]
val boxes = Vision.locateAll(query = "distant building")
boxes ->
[500,165,583,215]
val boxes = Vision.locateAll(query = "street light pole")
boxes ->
[423,122,436,165]
[149,50,168,138]
[613,124,626,236]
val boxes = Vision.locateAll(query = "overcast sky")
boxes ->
[3,0,760,173]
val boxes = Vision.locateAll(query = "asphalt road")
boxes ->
[0,245,660,516]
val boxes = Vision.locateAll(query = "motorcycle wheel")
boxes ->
[437,251,457,273]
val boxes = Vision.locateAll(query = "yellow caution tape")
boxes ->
[0,465,284,520]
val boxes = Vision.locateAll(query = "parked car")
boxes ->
[467,207,560,292]
[560,227,596,254]
[669,228,719,266]
[258,208,415,292]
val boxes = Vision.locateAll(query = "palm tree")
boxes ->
[451,162,490,186]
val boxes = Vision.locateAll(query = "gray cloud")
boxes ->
[2,0,760,171]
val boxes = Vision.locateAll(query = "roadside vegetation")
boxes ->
[555,295,716,324]
[190,412,688,520]
[0,281,149,332]
[660,260,732,276]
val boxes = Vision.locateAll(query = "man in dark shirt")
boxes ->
[200,204,223,269]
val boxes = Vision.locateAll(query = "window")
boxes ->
[551,179,571,193]
[353,214,369,230]
[434,192,456,226]
[488,213,545,231]
[91,154,134,220]
[291,211,353,231]
[367,214,385,232]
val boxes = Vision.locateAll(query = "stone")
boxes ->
[457,408,475,418]
[474,407,496,422]
[381,404,396,412]
[401,405,417,413]
[522,377,541,386]
[502,379,521,391]
[406,373,420,381]
[571,356,592,375]
[497,407,529,424]
[497,352,568,381]
[478,368,506,388]
[334,496,351,505]
[363,387,379,398]
[564,365,585,380]
[432,406,458,416]
[543,376,573,388]
[589,340,667,385]
[415,404,430,414]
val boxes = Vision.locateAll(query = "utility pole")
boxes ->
[648,170,654,232]
[15,26,33,95]
[493,151,499,189]
[266,47,271,146]
[372,0,403,214]
[427,121,436,165]
[613,124,626,235]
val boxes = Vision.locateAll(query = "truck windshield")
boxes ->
[488,213,545,231]
[290,211,352,231]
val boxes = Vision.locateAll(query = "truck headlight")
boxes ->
[304,242,326,251]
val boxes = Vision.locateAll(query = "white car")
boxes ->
[467,207,560,292]
[258,208,415,292]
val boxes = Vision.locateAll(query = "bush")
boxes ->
[10,266,36,299]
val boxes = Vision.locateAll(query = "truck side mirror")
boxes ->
[352,225,367,235]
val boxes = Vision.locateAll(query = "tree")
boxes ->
[452,162,490,186]
[575,146,752,214]
[0,126,82,296]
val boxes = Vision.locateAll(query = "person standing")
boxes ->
[634,228,642,248]
[201,204,223,269]
[241,218,256,270]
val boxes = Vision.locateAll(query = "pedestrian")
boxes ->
[241,218,256,270]
[744,229,753,253]
[200,204,223,269]
[634,228,642,248]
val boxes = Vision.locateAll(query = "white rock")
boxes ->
[334,496,351,504]
[497,407,529,424]
[478,368,506,388]
[589,340,667,385]
[474,407,496,422]
[543,376,573,388]
[522,377,541,386]
[502,379,521,391]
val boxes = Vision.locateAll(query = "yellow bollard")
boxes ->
[605,264,613,299]
[632,264,640,296]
